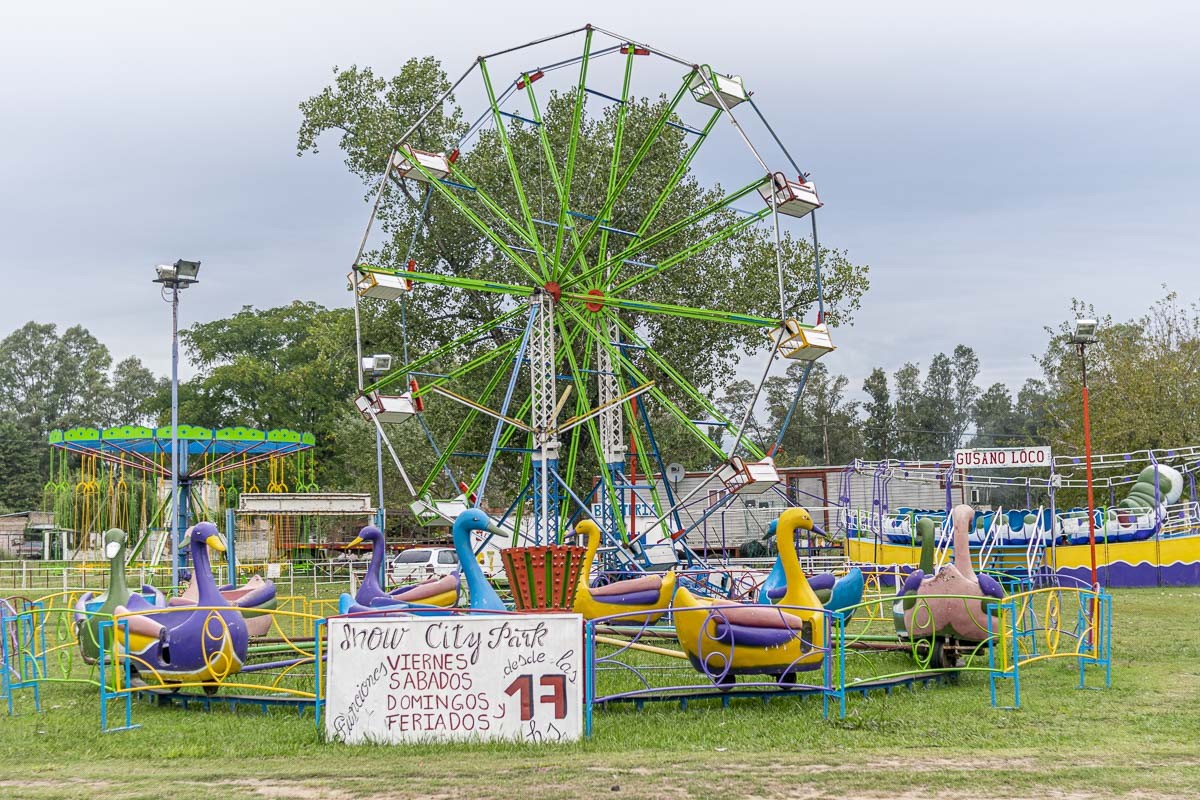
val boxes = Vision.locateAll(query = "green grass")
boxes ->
[2,588,1199,799]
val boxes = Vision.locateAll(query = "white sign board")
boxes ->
[324,614,583,744]
[953,446,1052,470]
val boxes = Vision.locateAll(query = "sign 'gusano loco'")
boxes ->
[953,446,1052,470]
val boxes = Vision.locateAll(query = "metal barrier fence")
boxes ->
[585,604,836,735]
[0,559,365,599]
[583,582,1113,728]
[988,586,1112,709]
[4,578,1113,734]
[0,592,340,731]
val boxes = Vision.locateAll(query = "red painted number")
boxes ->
[539,674,567,719]
[504,674,534,721]
[504,674,568,721]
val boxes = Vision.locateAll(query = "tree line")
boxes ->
[1,291,1194,516]
[720,292,1199,481]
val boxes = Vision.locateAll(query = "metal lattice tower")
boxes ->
[596,315,627,542]
[529,290,561,543]
[597,317,626,468]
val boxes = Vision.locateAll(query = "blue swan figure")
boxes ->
[338,510,506,614]
[452,509,507,611]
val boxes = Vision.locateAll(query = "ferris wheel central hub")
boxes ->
[542,282,562,303]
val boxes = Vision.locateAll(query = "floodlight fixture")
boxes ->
[1071,318,1098,345]
[361,354,394,374]
[153,259,201,287]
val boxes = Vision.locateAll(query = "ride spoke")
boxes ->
[554,26,594,266]
[611,205,770,294]
[389,155,543,284]
[557,69,696,277]
[361,303,527,393]
[479,58,549,279]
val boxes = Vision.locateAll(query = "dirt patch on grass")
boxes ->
[0,779,121,800]
[224,779,359,800]
[222,779,492,800]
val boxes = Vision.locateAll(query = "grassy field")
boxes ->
[1,587,1198,799]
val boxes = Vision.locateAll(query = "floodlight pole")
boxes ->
[372,368,386,532]
[1078,340,1099,590]
[170,280,181,591]
[155,259,198,592]
[375,428,385,524]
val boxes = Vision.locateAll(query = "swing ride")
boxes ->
[347,24,836,578]
[45,425,316,563]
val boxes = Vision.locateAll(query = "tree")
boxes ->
[178,302,360,489]
[890,345,981,460]
[921,353,955,456]
[1015,379,1052,443]
[948,344,982,447]
[716,380,767,451]
[0,416,41,512]
[892,362,925,459]
[971,383,1023,446]
[0,322,164,514]
[764,362,860,466]
[52,326,114,430]
[861,368,894,460]
[106,357,164,426]
[0,322,112,432]
[1035,291,1200,457]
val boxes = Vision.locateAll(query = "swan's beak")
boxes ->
[485,523,507,537]
[345,536,364,549]
[205,534,226,553]
[809,523,827,538]
[104,541,121,559]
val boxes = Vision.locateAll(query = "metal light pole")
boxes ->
[1072,318,1100,589]
[154,259,200,591]
[360,354,392,531]
[361,354,392,588]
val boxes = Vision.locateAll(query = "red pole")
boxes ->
[628,398,638,543]
[1083,384,1099,588]
[1080,342,1101,653]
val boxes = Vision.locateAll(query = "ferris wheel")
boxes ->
[347,24,835,569]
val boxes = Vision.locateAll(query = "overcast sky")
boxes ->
[1,1,1196,402]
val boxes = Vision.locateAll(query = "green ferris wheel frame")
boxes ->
[348,24,831,560]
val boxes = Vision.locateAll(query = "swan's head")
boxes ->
[570,519,601,542]
[102,528,128,560]
[345,524,383,549]
[778,507,824,538]
[189,521,225,553]
[952,504,975,533]
[453,508,503,538]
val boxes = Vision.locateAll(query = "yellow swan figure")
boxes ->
[572,519,676,623]
[673,507,827,680]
